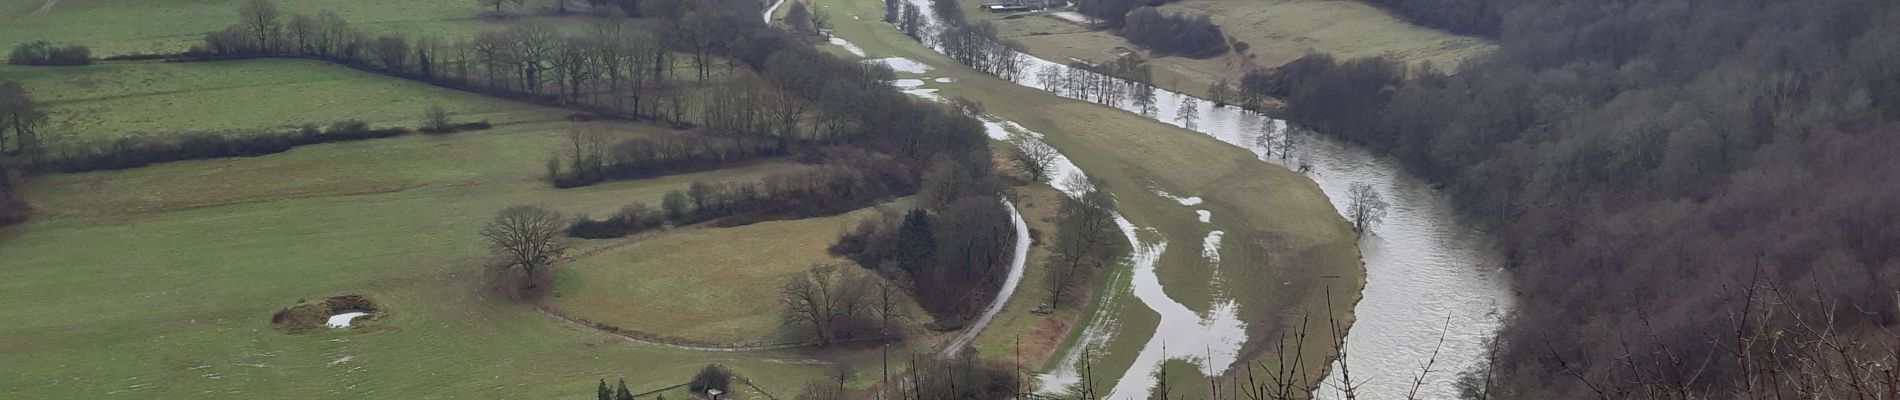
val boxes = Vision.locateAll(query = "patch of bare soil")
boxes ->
[270,295,381,332]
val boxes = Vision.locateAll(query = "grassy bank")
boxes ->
[0,56,926,397]
[0,59,569,140]
[813,2,1362,397]
[0,0,593,57]
[548,198,924,346]
[964,0,1494,98]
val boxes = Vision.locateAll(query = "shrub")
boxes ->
[8,41,92,66]
[688,364,733,394]
[565,203,665,239]
[1119,7,1227,58]
[420,105,451,133]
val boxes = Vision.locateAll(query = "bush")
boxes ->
[565,203,665,239]
[688,364,733,394]
[1119,7,1228,58]
[419,105,451,133]
[8,41,91,66]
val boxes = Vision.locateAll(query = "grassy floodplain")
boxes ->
[0,0,591,57]
[0,57,917,398]
[0,60,568,140]
[962,0,1494,97]
[547,198,927,346]
[812,1,1363,397]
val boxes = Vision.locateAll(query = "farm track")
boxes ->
[32,0,59,15]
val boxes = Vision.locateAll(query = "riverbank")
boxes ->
[954,0,1494,99]
[810,3,1364,398]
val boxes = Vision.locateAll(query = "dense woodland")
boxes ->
[1266,0,1900,397]
[1361,0,1498,37]
[1119,7,1227,59]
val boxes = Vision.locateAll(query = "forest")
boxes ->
[1265,0,1900,397]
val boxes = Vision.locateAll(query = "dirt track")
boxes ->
[32,0,59,15]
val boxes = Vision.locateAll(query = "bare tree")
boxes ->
[287,13,315,54]
[480,205,566,285]
[1175,97,1200,130]
[782,265,842,345]
[238,0,282,51]
[1346,182,1387,236]
[1008,139,1059,182]
[0,81,48,160]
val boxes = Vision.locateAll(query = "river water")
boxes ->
[824,3,1514,397]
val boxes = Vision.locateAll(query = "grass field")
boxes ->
[966,0,1495,97]
[0,59,570,141]
[0,56,928,398]
[0,0,593,57]
[547,198,924,346]
[816,3,1362,397]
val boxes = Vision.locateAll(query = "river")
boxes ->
[824,3,1514,398]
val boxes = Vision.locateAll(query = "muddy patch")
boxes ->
[271,295,382,332]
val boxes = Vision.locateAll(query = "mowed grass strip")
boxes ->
[548,199,923,345]
[0,59,569,140]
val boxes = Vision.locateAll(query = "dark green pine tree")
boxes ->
[597,379,612,400]
[894,208,935,272]
[614,379,634,400]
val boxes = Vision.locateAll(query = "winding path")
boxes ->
[32,0,60,15]
[937,199,1032,358]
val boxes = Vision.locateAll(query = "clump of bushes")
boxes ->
[416,105,494,134]
[688,364,733,395]
[1119,7,1228,58]
[8,41,91,66]
[565,203,665,239]
[42,119,407,173]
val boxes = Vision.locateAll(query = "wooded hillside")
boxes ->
[1272,0,1900,397]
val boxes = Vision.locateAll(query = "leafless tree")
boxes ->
[238,0,281,51]
[1008,139,1059,182]
[781,265,874,346]
[287,14,315,54]
[1346,182,1387,236]
[1176,97,1200,130]
[479,205,566,284]
[0,81,47,163]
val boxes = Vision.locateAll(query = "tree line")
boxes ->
[1120,7,1227,59]
[1265,0,1900,397]
[1360,0,1499,38]
[191,0,755,127]
[0,81,46,226]
[8,41,92,66]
